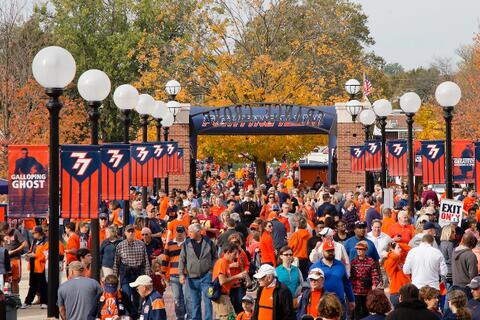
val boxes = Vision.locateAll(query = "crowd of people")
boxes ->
[2,162,480,320]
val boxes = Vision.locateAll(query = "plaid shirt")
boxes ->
[350,256,382,295]
[113,239,150,276]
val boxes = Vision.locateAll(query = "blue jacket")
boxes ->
[141,290,166,320]
[344,236,379,261]
[309,259,354,303]
[100,238,121,268]
[276,265,301,297]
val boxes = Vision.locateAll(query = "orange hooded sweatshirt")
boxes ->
[383,242,411,295]
[288,229,312,260]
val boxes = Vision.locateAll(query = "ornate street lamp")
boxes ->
[346,99,363,123]
[400,92,421,212]
[359,109,376,191]
[165,80,182,120]
[32,45,76,318]
[77,69,111,282]
[373,99,393,189]
[345,78,361,100]
[113,84,139,227]
[435,81,461,199]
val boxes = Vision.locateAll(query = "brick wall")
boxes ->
[168,123,191,190]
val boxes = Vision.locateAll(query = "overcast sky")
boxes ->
[352,0,480,70]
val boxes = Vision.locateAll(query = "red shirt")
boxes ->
[66,233,80,264]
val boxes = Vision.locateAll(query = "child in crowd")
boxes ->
[236,295,254,320]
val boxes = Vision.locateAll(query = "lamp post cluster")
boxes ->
[345,76,461,213]
[31,45,181,317]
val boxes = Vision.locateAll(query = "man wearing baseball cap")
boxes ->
[130,275,166,320]
[252,264,294,320]
[408,221,438,249]
[297,268,325,319]
[467,276,480,318]
[344,221,380,262]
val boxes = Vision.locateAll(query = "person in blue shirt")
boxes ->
[344,221,380,261]
[130,275,166,320]
[310,239,354,320]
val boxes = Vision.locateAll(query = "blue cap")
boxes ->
[272,204,280,211]
[423,221,435,230]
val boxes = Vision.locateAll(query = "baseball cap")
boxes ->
[308,268,325,280]
[322,239,335,251]
[99,212,108,219]
[33,226,43,234]
[467,276,480,289]
[176,225,186,233]
[129,275,153,288]
[423,222,435,230]
[355,240,368,250]
[253,264,276,279]
[354,221,367,229]
[125,224,135,232]
[319,227,335,237]
[241,295,255,304]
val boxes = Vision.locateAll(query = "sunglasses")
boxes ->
[141,234,150,236]
[282,253,293,256]
[125,229,134,233]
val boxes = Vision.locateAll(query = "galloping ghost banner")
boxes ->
[8,145,49,218]
[452,140,474,184]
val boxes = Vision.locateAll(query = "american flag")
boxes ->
[363,72,372,97]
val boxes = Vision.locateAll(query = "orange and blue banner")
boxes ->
[61,145,101,219]
[130,143,155,186]
[0,204,7,222]
[101,144,130,200]
[387,140,408,177]
[177,148,185,175]
[421,140,445,185]
[167,142,179,174]
[8,145,49,218]
[364,140,381,172]
[453,140,474,184]
[350,146,366,173]
[152,142,168,178]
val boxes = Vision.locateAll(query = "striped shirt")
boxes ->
[160,240,183,278]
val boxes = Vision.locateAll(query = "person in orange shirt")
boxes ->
[212,242,248,319]
[297,268,325,319]
[109,200,123,228]
[76,248,92,278]
[381,208,395,234]
[166,209,189,243]
[288,217,312,279]
[158,190,169,220]
[259,222,276,266]
[260,195,277,220]
[210,196,226,217]
[383,241,411,306]
[64,222,80,277]
[387,211,415,244]
[359,194,371,222]
[236,295,255,320]
[463,189,476,212]
[22,226,48,308]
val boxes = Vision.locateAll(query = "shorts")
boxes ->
[212,294,234,319]
[11,259,21,282]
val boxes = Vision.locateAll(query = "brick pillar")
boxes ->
[335,103,367,192]
[167,105,191,190]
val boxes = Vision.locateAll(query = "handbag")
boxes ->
[207,277,222,301]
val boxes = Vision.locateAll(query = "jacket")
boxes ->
[383,243,411,294]
[385,299,439,320]
[452,246,478,287]
[288,229,311,259]
[260,232,276,266]
[252,280,295,320]
[100,238,121,268]
[28,236,48,273]
[178,236,217,278]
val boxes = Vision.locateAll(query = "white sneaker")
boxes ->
[40,304,47,309]
[20,303,32,309]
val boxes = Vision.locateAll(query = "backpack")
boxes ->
[207,277,222,301]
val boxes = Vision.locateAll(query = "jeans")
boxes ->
[171,276,187,320]
[121,273,141,315]
[229,286,246,314]
[187,272,213,320]
[354,295,368,319]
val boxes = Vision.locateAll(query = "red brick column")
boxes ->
[335,103,367,192]
[167,106,191,190]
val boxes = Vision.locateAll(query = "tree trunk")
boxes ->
[256,160,267,185]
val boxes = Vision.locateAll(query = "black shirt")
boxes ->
[192,238,203,259]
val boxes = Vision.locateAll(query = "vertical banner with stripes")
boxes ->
[177,148,185,175]
[61,145,101,219]
[421,140,445,184]
[152,142,168,178]
[167,142,179,174]
[350,146,366,173]
[364,140,382,171]
[0,204,7,222]
[387,140,408,177]
[453,140,474,184]
[101,144,130,200]
[414,140,423,176]
[475,142,480,189]
[130,143,155,186]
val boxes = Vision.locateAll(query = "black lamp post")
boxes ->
[122,109,131,226]
[400,92,421,213]
[372,99,392,189]
[32,46,76,318]
[359,109,376,192]
[435,81,462,199]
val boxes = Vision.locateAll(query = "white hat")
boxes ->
[308,268,325,280]
[319,227,335,237]
[253,264,276,279]
[183,200,191,207]
[129,275,153,288]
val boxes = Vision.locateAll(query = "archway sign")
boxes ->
[188,103,337,188]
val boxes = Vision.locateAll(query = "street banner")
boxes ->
[475,142,480,189]
[414,140,422,176]
[61,145,101,219]
[152,142,168,178]
[177,148,185,175]
[101,144,130,201]
[364,140,381,171]
[421,140,445,184]
[130,143,155,186]
[453,140,474,184]
[350,146,366,173]
[0,204,7,222]
[387,140,408,177]
[439,198,463,227]
[8,145,49,218]
[167,142,179,174]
